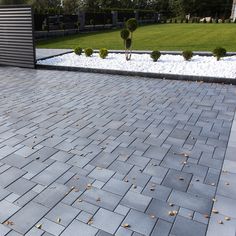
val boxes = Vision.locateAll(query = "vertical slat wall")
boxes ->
[0,5,35,68]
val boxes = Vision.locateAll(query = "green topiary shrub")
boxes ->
[120,29,130,40]
[84,48,93,57]
[182,50,193,61]
[120,18,138,61]
[126,18,138,32]
[99,48,108,59]
[74,47,83,55]
[150,51,161,62]
[213,47,227,61]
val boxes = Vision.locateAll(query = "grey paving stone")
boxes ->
[123,209,156,235]
[32,162,71,186]
[0,167,26,188]
[2,154,31,169]
[0,200,20,223]
[76,211,93,224]
[162,169,192,192]
[37,218,65,236]
[60,220,98,236]
[81,187,122,211]
[169,190,212,214]
[143,145,169,161]
[188,180,216,198]
[92,208,124,234]
[88,167,114,182]
[151,219,172,236]
[143,163,168,183]
[34,183,69,208]
[102,178,131,196]
[121,191,151,212]
[206,213,236,236]
[46,202,80,227]
[115,227,132,236]
[171,216,207,236]
[0,223,11,235]
[146,198,179,223]
[72,200,99,215]
[6,178,36,196]
[142,182,171,201]
[25,227,44,236]
[7,201,49,234]
[217,172,236,199]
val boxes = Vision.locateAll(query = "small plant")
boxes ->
[99,48,108,59]
[213,47,227,61]
[182,50,193,61]
[150,51,161,62]
[84,48,93,57]
[120,18,138,61]
[74,47,83,55]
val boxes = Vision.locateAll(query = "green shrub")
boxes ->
[99,48,108,59]
[182,50,193,61]
[213,47,227,61]
[120,18,138,61]
[74,47,83,55]
[126,18,138,32]
[174,19,178,23]
[185,19,189,23]
[150,51,161,62]
[84,48,93,57]
[120,29,130,40]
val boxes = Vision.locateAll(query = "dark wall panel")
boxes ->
[0,5,35,69]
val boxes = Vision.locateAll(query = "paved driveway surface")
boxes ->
[0,67,235,236]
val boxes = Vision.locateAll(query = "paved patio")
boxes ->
[0,66,235,236]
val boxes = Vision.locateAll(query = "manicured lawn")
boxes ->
[37,23,236,51]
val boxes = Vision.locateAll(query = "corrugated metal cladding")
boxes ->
[0,5,35,68]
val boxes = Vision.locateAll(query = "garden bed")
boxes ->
[37,52,236,83]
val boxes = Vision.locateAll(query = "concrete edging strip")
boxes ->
[36,64,236,85]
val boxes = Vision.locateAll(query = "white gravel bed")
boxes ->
[38,53,236,79]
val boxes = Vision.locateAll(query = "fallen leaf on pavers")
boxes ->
[86,184,92,189]
[87,219,93,225]
[212,209,219,214]
[133,185,137,189]
[78,199,83,202]
[204,214,210,219]
[97,167,103,170]
[179,177,184,181]
[71,186,75,190]
[225,182,230,186]
[122,223,130,228]
[36,223,42,229]
[74,189,80,192]
[96,197,101,202]
[212,198,217,202]
[225,217,231,221]
[150,187,155,191]
[211,183,215,186]
[124,179,129,183]
[169,203,174,207]
[183,161,187,165]
[36,157,40,160]
[4,221,14,225]
[218,220,223,224]
[168,211,178,216]
[149,215,155,219]
[57,218,61,223]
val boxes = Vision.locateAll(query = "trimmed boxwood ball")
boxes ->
[120,29,130,40]
[213,47,227,61]
[99,48,108,59]
[74,47,83,55]
[125,38,132,49]
[126,18,138,32]
[150,51,161,62]
[182,50,193,61]
[84,48,93,57]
